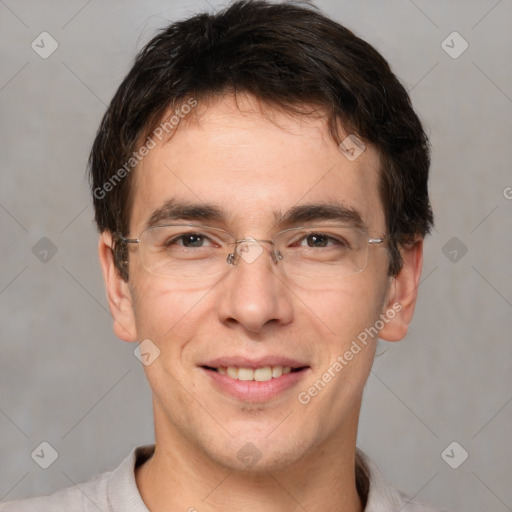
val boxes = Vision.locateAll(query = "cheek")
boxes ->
[129,273,214,345]
[298,276,387,344]
[297,280,387,417]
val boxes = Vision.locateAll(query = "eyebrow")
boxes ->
[145,200,226,229]
[276,203,366,230]
[144,199,366,231]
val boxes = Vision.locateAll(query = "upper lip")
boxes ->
[201,356,309,369]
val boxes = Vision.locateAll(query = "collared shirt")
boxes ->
[0,445,448,511]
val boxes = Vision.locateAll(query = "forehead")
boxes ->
[130,94,384,235]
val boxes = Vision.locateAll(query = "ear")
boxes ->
[378,239,424,342]
[98,232,138,342]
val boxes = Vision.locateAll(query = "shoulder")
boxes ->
[393,488,450,512]
[356,448,451,512]
[0,445,154,512]
[0,471,108,512]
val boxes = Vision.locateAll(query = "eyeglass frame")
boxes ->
[113,223,388,278]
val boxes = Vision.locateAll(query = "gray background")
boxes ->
[0,1,511,511]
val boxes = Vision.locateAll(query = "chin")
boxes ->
[207,429,316,474]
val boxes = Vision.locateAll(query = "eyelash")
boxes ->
[165,232,350,249]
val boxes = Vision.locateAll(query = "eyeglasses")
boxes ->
[116,224,387,279]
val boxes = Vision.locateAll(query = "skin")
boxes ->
[98,93,423,512]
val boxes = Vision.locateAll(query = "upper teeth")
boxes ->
[217,366,292,381]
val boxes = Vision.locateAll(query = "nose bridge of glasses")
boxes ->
[227,237,281,266]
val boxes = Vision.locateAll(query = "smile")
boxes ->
[203,365,306,382]
[200,363,310,402]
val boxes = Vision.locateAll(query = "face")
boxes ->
[100,93,420,472]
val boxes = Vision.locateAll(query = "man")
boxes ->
[1,1,444,510]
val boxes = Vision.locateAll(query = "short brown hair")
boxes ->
[89,0,434,280]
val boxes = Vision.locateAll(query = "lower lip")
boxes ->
[201,367,310,402]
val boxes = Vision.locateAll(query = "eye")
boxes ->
[174,233,209,247]
[304,233,329,248]
[298,233,350,249]
[167,232,215,248]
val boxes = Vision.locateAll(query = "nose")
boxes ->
[216,239,293,334]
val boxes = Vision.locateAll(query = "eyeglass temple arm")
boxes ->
[113,233,139,244]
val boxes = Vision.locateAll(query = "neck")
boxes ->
[136,407,364,512]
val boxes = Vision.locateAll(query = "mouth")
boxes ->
[199,359,310,402]
[201,365,308,382]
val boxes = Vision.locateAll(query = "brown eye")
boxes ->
[306,234,328,247]
[162,231,217,249]
[175,234,207,247]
